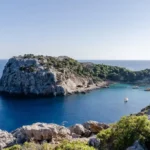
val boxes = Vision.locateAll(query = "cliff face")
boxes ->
[0,55,101,96]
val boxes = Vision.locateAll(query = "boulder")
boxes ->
[83,121,109,133]
[0,130,16,150]
[12,123,71,144]
[88,136,100,149]
[69,124,85,136]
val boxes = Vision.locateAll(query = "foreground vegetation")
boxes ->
[4,115,150,150]
[97,115,150,150]
[18,54,150,83]
[4,141,94,150]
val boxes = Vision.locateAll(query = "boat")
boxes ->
[124,97,129,102]
[132,86,139,89]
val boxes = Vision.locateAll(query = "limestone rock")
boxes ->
[0,130,16,150]
[12,123,71,144]
[0,55,100,96]
[69,124,85,136]
[0,120,110,148]
[83,121,109,133]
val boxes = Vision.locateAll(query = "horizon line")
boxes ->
[1,58,150,61]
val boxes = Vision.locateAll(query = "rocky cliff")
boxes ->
[0,55,108,96]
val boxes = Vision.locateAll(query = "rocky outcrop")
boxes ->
[12,123,71,144]
[69,121,109,138]
[0,55,108,96]
[83,121,109,134]
[0,130,15,150]
[69,124,85,136]
[88,136,100,149]
[0,121,108,149]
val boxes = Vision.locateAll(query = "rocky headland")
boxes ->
[0,55,110,96]
[1,54,150,97]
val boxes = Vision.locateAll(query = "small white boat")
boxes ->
[132,86,139,89]
[124,97,129,102]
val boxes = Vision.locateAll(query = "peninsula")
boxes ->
[0,54,150,96]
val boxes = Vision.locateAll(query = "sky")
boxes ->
[0,0,150,60]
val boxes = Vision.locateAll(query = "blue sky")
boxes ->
[0,0,150,60]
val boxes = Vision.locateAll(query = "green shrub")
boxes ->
[17,54,150,83]
[19,66,35,72]
[4,141,94,150]
[55,140,95,150]
[97,115,150,150]
[41,143,53,150]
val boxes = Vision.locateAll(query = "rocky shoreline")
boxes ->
[0,81,112,98]
[0,121,109,149]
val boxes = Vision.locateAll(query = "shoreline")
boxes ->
[69,80,113,94]
[0,120,109,149]
[1,80,149,98]
[0,81,114,98]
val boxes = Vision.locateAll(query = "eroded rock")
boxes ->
[0,130,16,150]
[69,124,85,136]
[83,121,109,134]
[12,123,71,144]
[0,55,109,96]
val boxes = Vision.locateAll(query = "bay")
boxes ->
[0,60,150,131]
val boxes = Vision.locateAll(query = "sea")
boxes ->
[1,60,150,131]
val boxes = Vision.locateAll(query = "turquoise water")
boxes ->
[0,60,150,131]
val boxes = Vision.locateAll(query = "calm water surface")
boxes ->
[0,60,150,131]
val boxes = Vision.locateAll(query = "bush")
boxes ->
[97,115,150,150]
[55,140,95,150]
[4,141,94,150]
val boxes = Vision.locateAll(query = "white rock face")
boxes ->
[0,121,109,148]
[69,124,85,136]
[12,123,71,144]
[0,130,15,150]
[0,56,94,96]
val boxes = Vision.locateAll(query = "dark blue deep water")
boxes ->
[1,60,150,132]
